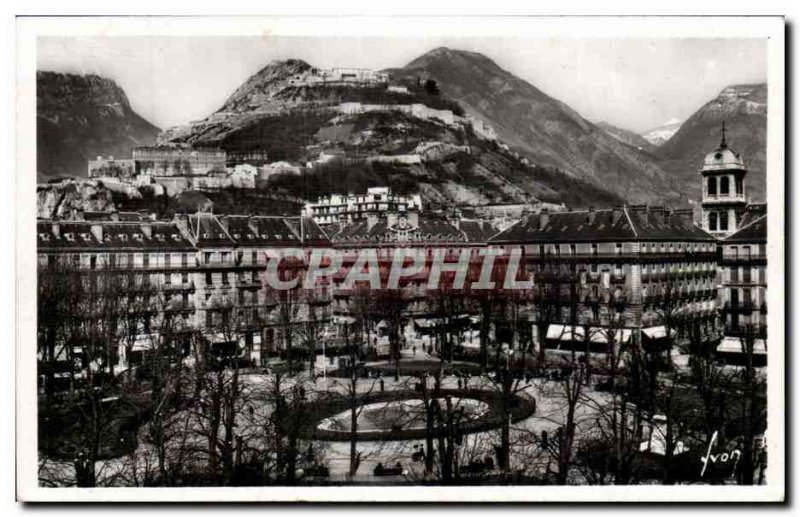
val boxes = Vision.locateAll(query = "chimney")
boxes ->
[51,222,60,239]
[539,209,550,230]
[587,207,596,224]
[367,211,379,230]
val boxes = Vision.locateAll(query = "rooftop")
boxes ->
[490,206,714,244]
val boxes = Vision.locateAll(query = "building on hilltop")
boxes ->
[133,146,227,177]
[302,187,423,226]
[87,156,136,180]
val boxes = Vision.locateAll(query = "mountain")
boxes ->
[37,71,160,182]
[386,47,684,205]
[159,58,624,210]
[596,121,659,154]
[642,118,683,146]
[657,84,767,202]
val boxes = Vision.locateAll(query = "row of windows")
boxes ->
[707,175,744,196]
[726,266,764,283]
[204,270,260,285]
[525,242,712,255]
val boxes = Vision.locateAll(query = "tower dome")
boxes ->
[701,122,746,172]
[702,147,745,171]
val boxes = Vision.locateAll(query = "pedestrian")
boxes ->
[413,345,417,356]
[380,377,385,392]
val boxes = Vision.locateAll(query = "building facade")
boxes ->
[37,210,332,388]
[489,206,718,355]
[302,187,423,226]
[133,146,227,177]
[717,204,768,365]
[87,156,136,180]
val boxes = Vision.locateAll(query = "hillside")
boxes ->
[37,71,160,182]
[596,121,660,155]
[159,59,624,210]
[386,47,685,205]
[657,84,767,202]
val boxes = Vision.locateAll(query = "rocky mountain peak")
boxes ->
[37,71,133,114]
[37,71,160,181]
[217,59,313,113]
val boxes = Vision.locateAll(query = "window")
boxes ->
[252,251,258,265]
[615,243,622,255]
[591,263,598,273]
[142,254,149,268]
[182,253,188,267]
[709,212,718,231]
[708,177,717,196]
[206,310,213,328]
[206,271,213,285]
[743,288,752,306]
[720,176,730,195]
[165,273,172,285]
[719,212,729,231]
[182,272,189,284]
[165,254,171,268]
[204,252,212,264]
[222,271,229,285]
[182,293,189,308]
[90,255,97,269]
[736,176,744,195]
[569,244,576,256]
[730,267,739,283]
[743,266,752,283]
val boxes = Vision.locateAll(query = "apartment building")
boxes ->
[489,205,718,355]
[37,212,198,376]
[717,204,768,366]
[37,210,333,385]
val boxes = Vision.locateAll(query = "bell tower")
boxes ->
[700,123,748,238]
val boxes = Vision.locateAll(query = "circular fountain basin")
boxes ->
[318,398,490,434]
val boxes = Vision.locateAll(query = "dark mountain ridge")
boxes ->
[37,71,160,181]
[385,47,685,205]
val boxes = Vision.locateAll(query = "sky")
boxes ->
[37,36,767,134]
